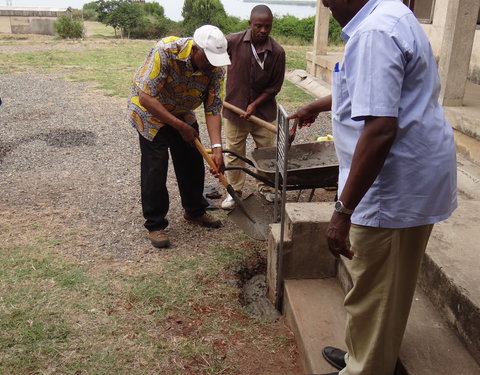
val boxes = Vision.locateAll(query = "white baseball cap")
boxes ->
[193,25,231,67]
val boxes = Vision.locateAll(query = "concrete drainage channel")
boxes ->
[237,255,281,322]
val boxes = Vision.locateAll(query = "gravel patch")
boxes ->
[0,70,332,262]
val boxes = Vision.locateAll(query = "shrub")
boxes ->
[82,9,98,21]
[328,15,344,45]
[129,16,177,39]
[271,15,316,44]
[54,14,85,39]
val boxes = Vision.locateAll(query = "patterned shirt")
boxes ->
[128,36,225,141]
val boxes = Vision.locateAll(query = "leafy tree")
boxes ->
[54,14,85,39]
[328,15,343,45]
[271,15,315,42]
[82,1,99,20]
[296,16,315,42]
[181,0,229,35]
[84,1,99,12]
[95,0,146,38]
[143,1,164,17]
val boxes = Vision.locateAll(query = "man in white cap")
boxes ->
[127,25,231,249]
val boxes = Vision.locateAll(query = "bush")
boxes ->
[54,14,85,39]
[271,15,315,43]
[129,16,177,39]
[82,9,98,21]
[328,15,344,45]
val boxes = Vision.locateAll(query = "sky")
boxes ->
[3,0,317,21]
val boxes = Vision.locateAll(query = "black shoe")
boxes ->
[322,346,347,370]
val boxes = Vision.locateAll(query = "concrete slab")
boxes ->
[457,153,480,200]
[284,278,480,375]
[284,278,347,374]
[286,69,332,98]
[419,200,480,363]
[402,289,480,374]
[267,203,337,304]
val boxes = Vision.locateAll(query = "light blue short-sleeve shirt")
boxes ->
[332,0,457,228]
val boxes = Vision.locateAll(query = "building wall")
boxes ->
[421,0,480,84]
[0,16,11,33]
[0,7,69,35]
[470,32,480,84]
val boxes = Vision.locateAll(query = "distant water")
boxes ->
[156,0,317,21]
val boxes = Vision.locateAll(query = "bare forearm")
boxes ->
[309,95,332,113]
[289,95,332,126]
[205,114,222,145]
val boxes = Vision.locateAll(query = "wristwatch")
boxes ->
[335,200,354,215]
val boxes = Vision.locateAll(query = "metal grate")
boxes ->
[274,104,290,310]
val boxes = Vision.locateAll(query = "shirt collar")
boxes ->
[342,0,383,41]
[243,29,273,52]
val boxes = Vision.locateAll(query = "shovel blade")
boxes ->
[227,193,274,240]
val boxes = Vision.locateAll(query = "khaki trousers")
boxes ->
[223,118,276,193]
[340,224,434,375]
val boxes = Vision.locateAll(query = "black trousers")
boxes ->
[138,123,208,231]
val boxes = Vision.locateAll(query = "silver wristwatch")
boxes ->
[335,200,354,215]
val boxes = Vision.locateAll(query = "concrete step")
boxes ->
[284,278,480,375]
[284,278,346,374]
[418,199,480,363]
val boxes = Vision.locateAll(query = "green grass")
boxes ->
[0,232,271,374]
[284,44,310,70]
[277,80,315,114]
[0,40,154,96]
[0,38,314,100]
[84,20,116,38]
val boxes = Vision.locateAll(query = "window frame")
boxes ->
[403,0,435,24]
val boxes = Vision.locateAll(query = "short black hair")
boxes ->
[250,4,273,19]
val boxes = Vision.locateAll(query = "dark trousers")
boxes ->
[138,123,208,231]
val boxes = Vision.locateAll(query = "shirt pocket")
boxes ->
[331,62,349,121]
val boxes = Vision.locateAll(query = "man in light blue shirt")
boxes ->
[290,0,457,374]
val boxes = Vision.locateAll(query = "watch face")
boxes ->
[335,201,342,211]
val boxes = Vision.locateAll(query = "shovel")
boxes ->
[193,138,256,224]
[228,193,273,240]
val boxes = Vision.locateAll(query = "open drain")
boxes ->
[236,254,280,322]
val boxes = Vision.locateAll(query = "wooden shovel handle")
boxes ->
[223,101,277,134]
[193,138,229,188]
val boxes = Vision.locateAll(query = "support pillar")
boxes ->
[438,0,480,106]
[308,0,330,76]
[312,0,329,56]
